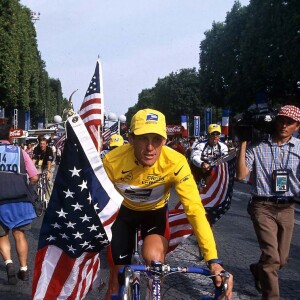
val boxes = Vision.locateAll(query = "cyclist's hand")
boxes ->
[209,263,233,300]
[201,162,211,171]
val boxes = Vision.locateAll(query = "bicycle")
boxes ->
[111,229,230,300]
[114,261,229,300]
[35,171,48,216]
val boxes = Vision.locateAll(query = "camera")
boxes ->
[232,102,277,142]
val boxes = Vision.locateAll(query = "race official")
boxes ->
[103,109,233,299]
[236,105,300,299]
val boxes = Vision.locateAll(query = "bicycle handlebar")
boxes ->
[119,261,230,292]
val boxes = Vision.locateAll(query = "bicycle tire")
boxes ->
[35,188,44,217]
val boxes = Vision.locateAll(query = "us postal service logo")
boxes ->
[146,113,158,121]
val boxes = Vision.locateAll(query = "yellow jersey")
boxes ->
[103,143,218,261]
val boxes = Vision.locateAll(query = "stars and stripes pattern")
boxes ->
[103,121,119,144]
[53,133,66,151]
[78,59,104,150]
[166,209,193,254]
[176,157,236,225]
[201,157,236,224]
[32,114,123,300]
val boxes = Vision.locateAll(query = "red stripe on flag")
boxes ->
[43,251,76,300]
[80,109,102,123]
[67,253,100,300]
[79,98,101,110]
[32,247,48,297]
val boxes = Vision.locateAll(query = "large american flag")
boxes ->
[78,59,104,150]
[157,156,235,254]
[32,114,123,300]
[176,157,236,225]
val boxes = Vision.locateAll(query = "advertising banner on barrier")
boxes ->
[166,125,182,136]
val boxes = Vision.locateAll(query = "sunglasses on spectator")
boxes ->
[209,132,221,136]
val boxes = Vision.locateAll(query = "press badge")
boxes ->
[272,169,289,193]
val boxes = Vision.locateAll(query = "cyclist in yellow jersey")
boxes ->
[103,108,233,299]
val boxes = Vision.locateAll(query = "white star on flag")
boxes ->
[63,189,75,198]
[78,180,88,191]
[69,166,82,177]
[72,202,84,211]
[57,209,68,218]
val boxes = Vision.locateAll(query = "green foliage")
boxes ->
[199,0,300,114]
[128,0,300,128]
[126,68,202,126]
[0,0,65,128]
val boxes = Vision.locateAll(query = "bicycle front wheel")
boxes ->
[120,275,134,300]
[35,188,45,217]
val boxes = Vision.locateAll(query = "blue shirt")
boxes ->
[0,202,36,229]
[246,136,300,197]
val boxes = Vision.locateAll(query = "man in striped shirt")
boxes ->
[236,105,300,299]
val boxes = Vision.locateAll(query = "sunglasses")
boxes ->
[209,132,221,136]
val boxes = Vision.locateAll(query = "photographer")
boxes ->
[236,105,300,299]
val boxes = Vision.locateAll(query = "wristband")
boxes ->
[207,259,223,267]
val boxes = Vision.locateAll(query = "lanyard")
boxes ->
[270,142,291,170]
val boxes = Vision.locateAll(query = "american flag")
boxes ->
[166,209,193,254]
[133,209,193,259]
[53,133,66,151]
[32,114,123,300]
[176,157,236,225]
[103,122,119,144]
[78,59,104,150]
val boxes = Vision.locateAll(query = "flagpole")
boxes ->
[98,59,104,153]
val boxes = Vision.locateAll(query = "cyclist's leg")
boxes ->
[142,234,168,265]
[140,205,170,265]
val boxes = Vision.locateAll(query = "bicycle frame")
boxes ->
[37,171,48,211]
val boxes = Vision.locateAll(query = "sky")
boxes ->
[20,0,250,120]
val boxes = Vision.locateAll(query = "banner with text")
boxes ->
[166,125,182,136]
[194,116,200,137]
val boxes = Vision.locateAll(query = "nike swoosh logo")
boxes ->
[121,169,132,174]
[119,254,128,259]
[147,226,157,233]
[174,165,184,176]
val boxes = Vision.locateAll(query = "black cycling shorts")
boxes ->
[111,205,170,265]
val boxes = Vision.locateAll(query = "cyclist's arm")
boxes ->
[173,157,218,261]
[190,143,205,168]
[46,147,54,173]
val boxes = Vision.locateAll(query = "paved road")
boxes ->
[0,181,299,299]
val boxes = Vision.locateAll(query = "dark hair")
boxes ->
[39,137,48,144]
[0,124,12,140]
